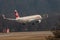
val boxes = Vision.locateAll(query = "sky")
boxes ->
[0,0,60,30]
[0,0,60,17]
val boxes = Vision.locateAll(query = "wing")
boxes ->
[5,18,16,20]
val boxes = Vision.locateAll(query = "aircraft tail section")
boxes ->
[2,14,6,19]
[14,10,20,19]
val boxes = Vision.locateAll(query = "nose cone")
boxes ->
[39,15,42,20]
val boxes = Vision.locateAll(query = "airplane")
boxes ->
[2,10,48,25]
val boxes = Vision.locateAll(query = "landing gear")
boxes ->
[36,21,39,23]
[22,23,26,25]
[32,23,35,25]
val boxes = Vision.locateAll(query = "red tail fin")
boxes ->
[14,10,20,19]
[2,14,6,19]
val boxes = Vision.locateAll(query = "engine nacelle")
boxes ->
[35,20,41,23]
[38,20,41,23]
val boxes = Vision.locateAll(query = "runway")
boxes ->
[0,31,54,40]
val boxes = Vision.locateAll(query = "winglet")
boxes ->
[42,14,48,19]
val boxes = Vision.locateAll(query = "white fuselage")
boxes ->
[16,15,42,23]
[2,10,44,24]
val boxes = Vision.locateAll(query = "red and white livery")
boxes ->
[2,10,48,25]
